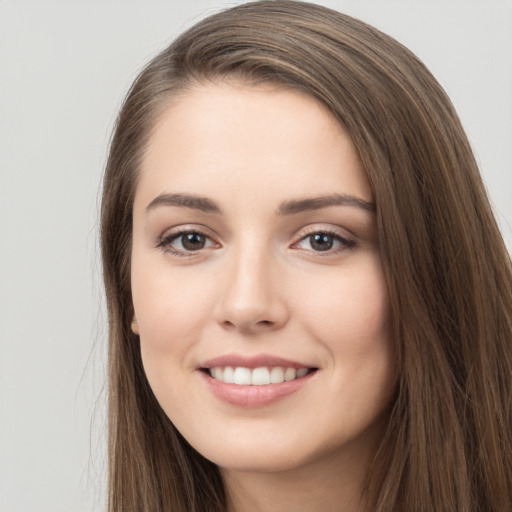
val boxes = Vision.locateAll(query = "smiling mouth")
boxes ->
[203,366,317,385]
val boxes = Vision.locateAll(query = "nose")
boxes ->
[215,245,289,334]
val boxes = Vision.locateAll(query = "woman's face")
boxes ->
[131,82,396,474]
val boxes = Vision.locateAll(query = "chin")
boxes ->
[185,425,365,476]
[208,447,317,474]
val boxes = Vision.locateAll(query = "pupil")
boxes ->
[310,233,333,251]
[182,233,205,250]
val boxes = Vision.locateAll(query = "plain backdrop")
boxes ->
[0,1,511,511]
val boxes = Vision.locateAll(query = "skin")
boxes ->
[131,81,397,512]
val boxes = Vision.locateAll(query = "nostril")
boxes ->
[217,300,289,332]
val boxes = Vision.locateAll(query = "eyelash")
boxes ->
[292,228,356,255]
[156,230,218,258]
[156,228,355,257]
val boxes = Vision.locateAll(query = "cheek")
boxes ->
[131,254,215,376]
[296,256,396,399]
[133,273,212,424]
[297,256,391,345]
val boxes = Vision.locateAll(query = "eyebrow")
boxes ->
[145,192,375,215]
[276,193,375,215]
[146,193,223,214]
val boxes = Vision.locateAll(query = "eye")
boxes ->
[178,232,208,250]
[157,230,218,256]
[294,230,355,253]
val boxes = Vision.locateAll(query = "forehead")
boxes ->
[135,81,372,210]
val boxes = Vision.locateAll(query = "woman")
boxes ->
[100,1,512,510]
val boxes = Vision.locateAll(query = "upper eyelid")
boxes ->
[293,224,354,241]
[157,224,218,242]
[290,225,357,253]
[293,231,353,248]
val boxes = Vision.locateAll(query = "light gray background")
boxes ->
[1,1,511,511]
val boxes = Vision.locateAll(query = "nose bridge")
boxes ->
[217,235,287,332]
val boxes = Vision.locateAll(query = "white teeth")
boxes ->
[284,368,296,381]
[209,366,311,385]
[234,367,252,385]
[296,368,308,378]
[251,367,270,385]
[211,367,223,380]
[223,366,234,383]
[269,367,285,383]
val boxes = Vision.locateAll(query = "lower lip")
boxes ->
[199,370,316,407]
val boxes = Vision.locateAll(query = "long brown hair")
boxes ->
[100,1,512,510]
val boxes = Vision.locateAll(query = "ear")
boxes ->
[131,315,140,335]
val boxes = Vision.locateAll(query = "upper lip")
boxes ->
[200,353,317,370]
